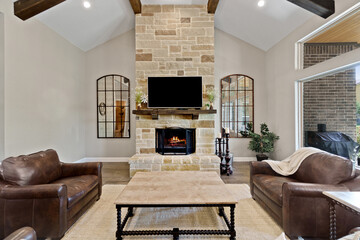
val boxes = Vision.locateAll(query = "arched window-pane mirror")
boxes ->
[97,75,130,138]
[221,74,254,138]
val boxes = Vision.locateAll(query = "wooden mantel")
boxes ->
[133,109,216,120]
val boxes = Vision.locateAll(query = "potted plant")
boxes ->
[141,93,148,109]
[135,87,142,110]
[206,88,216,110]
[248,123,279,161]
[240,122,253,137]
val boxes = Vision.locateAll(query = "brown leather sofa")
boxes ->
[0,149,103,239]
[4,227,36,240]
[250,152,360,239]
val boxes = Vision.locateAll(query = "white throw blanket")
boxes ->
[263,147,325,176]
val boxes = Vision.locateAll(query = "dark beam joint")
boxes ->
[208,0,220,14]
[287,0,335,19]
[129,0,142,14]
[14,0,65,21]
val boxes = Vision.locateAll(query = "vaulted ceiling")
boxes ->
[30,0,314,52]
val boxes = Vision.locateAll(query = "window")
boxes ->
[97,75,130,138]
[221,74,254,138]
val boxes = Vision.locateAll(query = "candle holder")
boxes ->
[225,133,232,176]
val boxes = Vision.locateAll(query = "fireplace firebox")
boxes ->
[156,127,196,155]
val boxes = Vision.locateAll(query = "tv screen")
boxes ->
[148,76,202,108]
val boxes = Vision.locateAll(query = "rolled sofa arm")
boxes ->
[250,161,278,176]
[0,184,68,239]
[4,227,36,240]
[250,161,278,197]
[0,184,67,199]
[61,162,103,198]
[282,182,349,239]
[61,162,102,178]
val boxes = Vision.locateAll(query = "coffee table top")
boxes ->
[323,191,360,213]
[115,171,238,205]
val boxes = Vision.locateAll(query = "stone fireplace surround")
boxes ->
[131,4,219,177]
[130,114,219,177]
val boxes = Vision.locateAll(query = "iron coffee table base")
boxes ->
[116,204,236,240]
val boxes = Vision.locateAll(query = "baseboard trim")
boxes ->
[76,157,130,163]
[233,157,256,162]
[77,156,255,163]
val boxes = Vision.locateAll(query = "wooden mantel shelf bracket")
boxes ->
[133,109,216,120]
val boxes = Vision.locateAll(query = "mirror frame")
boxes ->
[96,74,131,138]
[220,74,254,138]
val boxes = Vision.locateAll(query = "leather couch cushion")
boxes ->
[252,174,299,206]
[294,152,353,184]
[1,150,62,186]
[51,175,98,208]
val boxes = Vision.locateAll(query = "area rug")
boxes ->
[63,184,285,240]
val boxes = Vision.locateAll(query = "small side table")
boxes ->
[323,191,360,240]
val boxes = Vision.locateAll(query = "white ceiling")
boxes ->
[215,0,313,51]
[34,0,314,52]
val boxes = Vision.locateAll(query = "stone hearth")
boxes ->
[130,153,219,177]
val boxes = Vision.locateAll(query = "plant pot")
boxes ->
[256,154,268,161]
[141,102,147,109]
[209,102,213,110]
[136,103,141,110]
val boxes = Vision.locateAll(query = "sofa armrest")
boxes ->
[0,184,68,239]
[282,182,348,199]
[4,227,36,240]
[282,182,349,238]
[61,162,103,198]
[61,162,102,178]
[250,161,278,197]
[250,161,278,176]
[0,184,67,199]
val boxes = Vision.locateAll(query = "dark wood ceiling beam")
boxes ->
[129,0,142,14]
[287,0,335,19]
[208,0,220,14]
[14,0,65,21]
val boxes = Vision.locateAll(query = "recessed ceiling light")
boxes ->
[83,0,91,9]
[258,0,265,7]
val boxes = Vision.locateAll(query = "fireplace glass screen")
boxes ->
[156,128,195,155]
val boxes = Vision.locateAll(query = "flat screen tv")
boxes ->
[148,76,202,108]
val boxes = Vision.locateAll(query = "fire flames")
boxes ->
[168,136,186,146]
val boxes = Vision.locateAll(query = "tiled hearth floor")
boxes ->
[102,162,250,185]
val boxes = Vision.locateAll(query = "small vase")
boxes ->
[209,102,213,110]
[136,103,141,110]
[141,102,147,109]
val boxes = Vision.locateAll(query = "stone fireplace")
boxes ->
[130,4,219,177]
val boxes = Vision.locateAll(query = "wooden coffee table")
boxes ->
[323,191,360,240]
[115,171,237,240]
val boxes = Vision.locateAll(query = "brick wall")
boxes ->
[303,43,357,140]
[304,42,360,68]
[134,5,215,154]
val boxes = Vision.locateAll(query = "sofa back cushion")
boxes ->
[293,152,353,184]
[1,149,62,186]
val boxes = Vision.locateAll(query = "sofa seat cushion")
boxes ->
[253,174,299,206]
[51,175,98,208]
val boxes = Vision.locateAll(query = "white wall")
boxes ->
[0,1,86,162]
[266,0,360,159]
[85,29,136,157]
[0,12,4,160]
[215,29,267,157]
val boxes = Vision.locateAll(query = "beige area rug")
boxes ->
[63,184,285,240]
